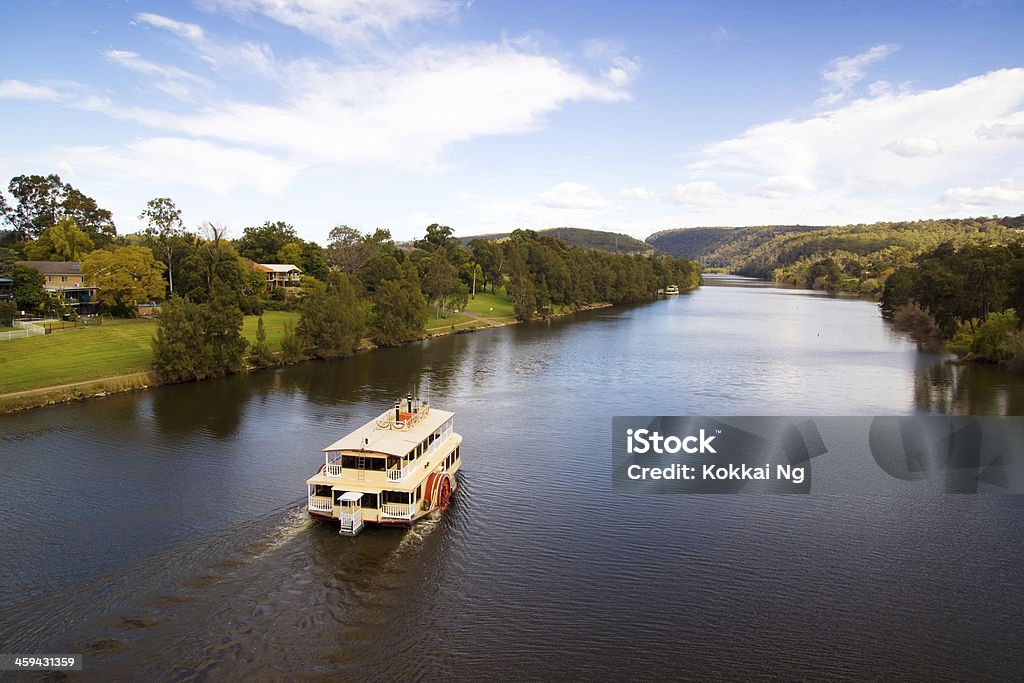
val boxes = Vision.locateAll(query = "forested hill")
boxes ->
[645,216,1024,296]
[646,225,823,269]
[455,227,653,254]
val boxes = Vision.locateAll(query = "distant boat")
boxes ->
[665,285,680,295]
[306,395,462,535]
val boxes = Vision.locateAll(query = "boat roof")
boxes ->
[322,408,455,457]
[339,491,364,501]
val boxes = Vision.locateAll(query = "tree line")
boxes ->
[649,216,1024,297]
[881,240,1024,371]
[0,173,700,383]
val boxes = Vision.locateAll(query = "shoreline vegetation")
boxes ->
[0,299,612,414]
[3,211,699,413]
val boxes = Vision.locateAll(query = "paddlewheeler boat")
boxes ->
[306,396,462,535]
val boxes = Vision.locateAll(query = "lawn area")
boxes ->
[241,311,300,351]
[0,312,302,395]
[0,319,157,394]
[0,301,507,396]
[464,288,515,318]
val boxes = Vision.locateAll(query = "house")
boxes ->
[251,263,302,288]
[0,277,12,301]
[16,261,98,313]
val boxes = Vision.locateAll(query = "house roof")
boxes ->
[253,263,301,273]
[17,261,82,275]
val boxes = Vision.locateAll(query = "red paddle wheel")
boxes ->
[424,472,454,512]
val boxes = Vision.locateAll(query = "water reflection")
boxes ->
[915,360,1024,415]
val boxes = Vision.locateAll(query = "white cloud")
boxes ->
[136,12,205,42]
[104,49,212,100]
[977,120,1024,139]
[884,136,943,157]
[819,44,898,105]
[202,0,460,46]
[666,181,729,207]
[941,181,1024,206]
[0,79,62,100]
[79,42,629,172]
[619,186,653,200]
[136,13,277,79]
[753,174,816,198]
[59,137,303,198]
[538,182,607,210]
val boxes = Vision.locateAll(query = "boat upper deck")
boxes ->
[322,407,456,457]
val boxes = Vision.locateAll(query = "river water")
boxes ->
[2,276,1023,680]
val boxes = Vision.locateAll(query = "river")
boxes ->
[2,276,1023,680]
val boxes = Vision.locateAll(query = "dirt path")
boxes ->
[0,373,152,400]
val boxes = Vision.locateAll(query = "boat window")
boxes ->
[361,493,378,509]
[415,485,421,501]
[455,446,460,460]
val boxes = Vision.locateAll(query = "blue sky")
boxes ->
[1,0,1022,244]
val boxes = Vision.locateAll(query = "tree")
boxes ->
[4,174,115,243]
[414,223,458,254]
[151,283,247,382]
[371,265,428,346]
[326,225,393,274]
[81,246,166,315]
[0,247,18,277]
[11,263,47,312]
[139,197,186,294]
[249,315,274,367]
[0,300,15,326]
[235,221,298,263]
[203,278,248,377]
[299,241,329,282]
[176,223,245,305]
[277,242,303,265]
[469,238,504,293]
[23,217,95,261]
[151,296,206,382]
[297,272,365,358]
[421,253,466,318]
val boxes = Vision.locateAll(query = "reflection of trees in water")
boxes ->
[151,374,254,439]
[915,361,1024,415]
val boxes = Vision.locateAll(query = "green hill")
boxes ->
[646,216,1024,294]
[458,227,653,254]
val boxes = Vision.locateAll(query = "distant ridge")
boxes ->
[646,225,823,269]
[411,227,654,255]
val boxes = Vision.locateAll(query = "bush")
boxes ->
[0,300,16,326]
[972,310,1018,362]
[892,301,938,342]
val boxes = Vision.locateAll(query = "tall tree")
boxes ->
[326,225,392,274]
[297,272,366,358]
[371,263,428,346]
[81,246,166,315]
[139,197,186,294]
[235,220,298,263]
[4,174,116,243]
[177,223,245,305]
[23,217,95,261]
[11,263,47,312]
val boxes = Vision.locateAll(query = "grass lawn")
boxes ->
[0,326,16,333]
[0,298,512,395]
[0,312,302,395]
[464,288,515,318]
[0,319,157,394]
[242,311,300,351]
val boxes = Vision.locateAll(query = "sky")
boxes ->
[1,0,1023,244]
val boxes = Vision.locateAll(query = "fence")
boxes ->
[0,320,46,342]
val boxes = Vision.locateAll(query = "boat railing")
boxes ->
[387,465,409,482]
[339,509,362,533]
[375,404,430,431]
[308,495,333,512]
[324,461,343,477]
[381,503,415,520]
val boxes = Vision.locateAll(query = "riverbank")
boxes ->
[0,289,582,413]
